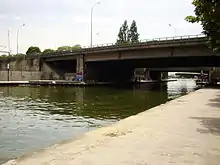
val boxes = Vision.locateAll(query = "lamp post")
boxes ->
[90,2,100,47]
[7,63,10,81]
[17,24,25,55]
[8,29,11,55]
[169,24,177,37]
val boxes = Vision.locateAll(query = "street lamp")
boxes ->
[7,63,10,81]
[8,29,11,55]
[169,24,177,37]
[17,24,25,55]
[91,2,100,47]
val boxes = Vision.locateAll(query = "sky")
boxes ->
[0,0,203,54]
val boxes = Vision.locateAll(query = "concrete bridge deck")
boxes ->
[4,88,220,165]
[41,34,209,60]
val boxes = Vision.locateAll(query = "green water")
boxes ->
[0,79,197,164]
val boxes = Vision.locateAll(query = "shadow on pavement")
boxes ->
[193,90,220,135]
[207,92,220,108]
[190,117,220,136]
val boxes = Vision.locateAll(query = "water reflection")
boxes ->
[1,86,169,120]
[0,79,197,164]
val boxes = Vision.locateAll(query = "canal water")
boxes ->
[0,79,197,164]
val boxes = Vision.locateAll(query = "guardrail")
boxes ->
[41,34,207,57]
[84,34,206,48]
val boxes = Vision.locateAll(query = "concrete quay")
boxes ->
[0,81,29,86]
[4,88,220,165]
[0,80,110,87]
[0,79,177,87]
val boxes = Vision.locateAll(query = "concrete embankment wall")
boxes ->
[0,71,41,81]
[0,58,60,81]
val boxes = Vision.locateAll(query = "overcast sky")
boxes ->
[0,0,202,54]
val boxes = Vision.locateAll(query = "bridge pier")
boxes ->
[76,55,84,81]
[161,72,168,80]
[144,69,151,80]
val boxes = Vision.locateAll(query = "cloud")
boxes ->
[0,14,6,19]
[71,15,113,25]
[72,16,88,24]
[14,16,21,20]
[0,0,202,54]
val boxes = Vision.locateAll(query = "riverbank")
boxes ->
[4,88,220,165]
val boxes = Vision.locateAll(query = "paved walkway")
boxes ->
[5,88,220,165]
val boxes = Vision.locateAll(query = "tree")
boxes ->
[26,46,41,56]
[117,20,129,44]
[57,46,72,52]
[71,44,81,50]
[122,20,129,42]
[117,27,124,44]
[116,20,140,44]
[128,20,139,43]
[56,45,81,52]
[42,49,55,55]
[185,0,220,53]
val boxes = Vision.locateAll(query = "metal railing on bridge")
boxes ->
[41,34,207,57]
[85,34,206,48]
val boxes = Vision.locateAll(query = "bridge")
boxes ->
[40,34,219,82]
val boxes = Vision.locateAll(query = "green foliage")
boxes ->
[57,45,81,52]
[42,49,55,55]
[26,46,41,56]
[24,44,82,56]
[185,0,220,53]
[117,27,124,44]
[116,20,139,44]
[72,44,81,50]
[122,20,129,42]
[57,46,72,52]
[128,20,139,43]
[0,54,25,62]
[117,20,129,44]
[0,54,8,58]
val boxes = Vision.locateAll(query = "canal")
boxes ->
[0,79,197,164]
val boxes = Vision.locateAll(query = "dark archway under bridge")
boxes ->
[84,56,220,82]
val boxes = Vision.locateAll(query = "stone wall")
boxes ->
[0,58,61,81]
[0,71,41,81]
[0,58,40,71]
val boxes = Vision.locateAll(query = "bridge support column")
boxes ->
[76,55,84,81]
[144,69,151,80]
[161,72,168,80]
[149,71,162,81]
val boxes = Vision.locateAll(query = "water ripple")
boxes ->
[0,79,197,164]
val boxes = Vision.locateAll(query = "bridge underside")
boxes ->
[84,56,220,82]
[41,56,220,82]
[85,60,134,82]
[43,60,77,80]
